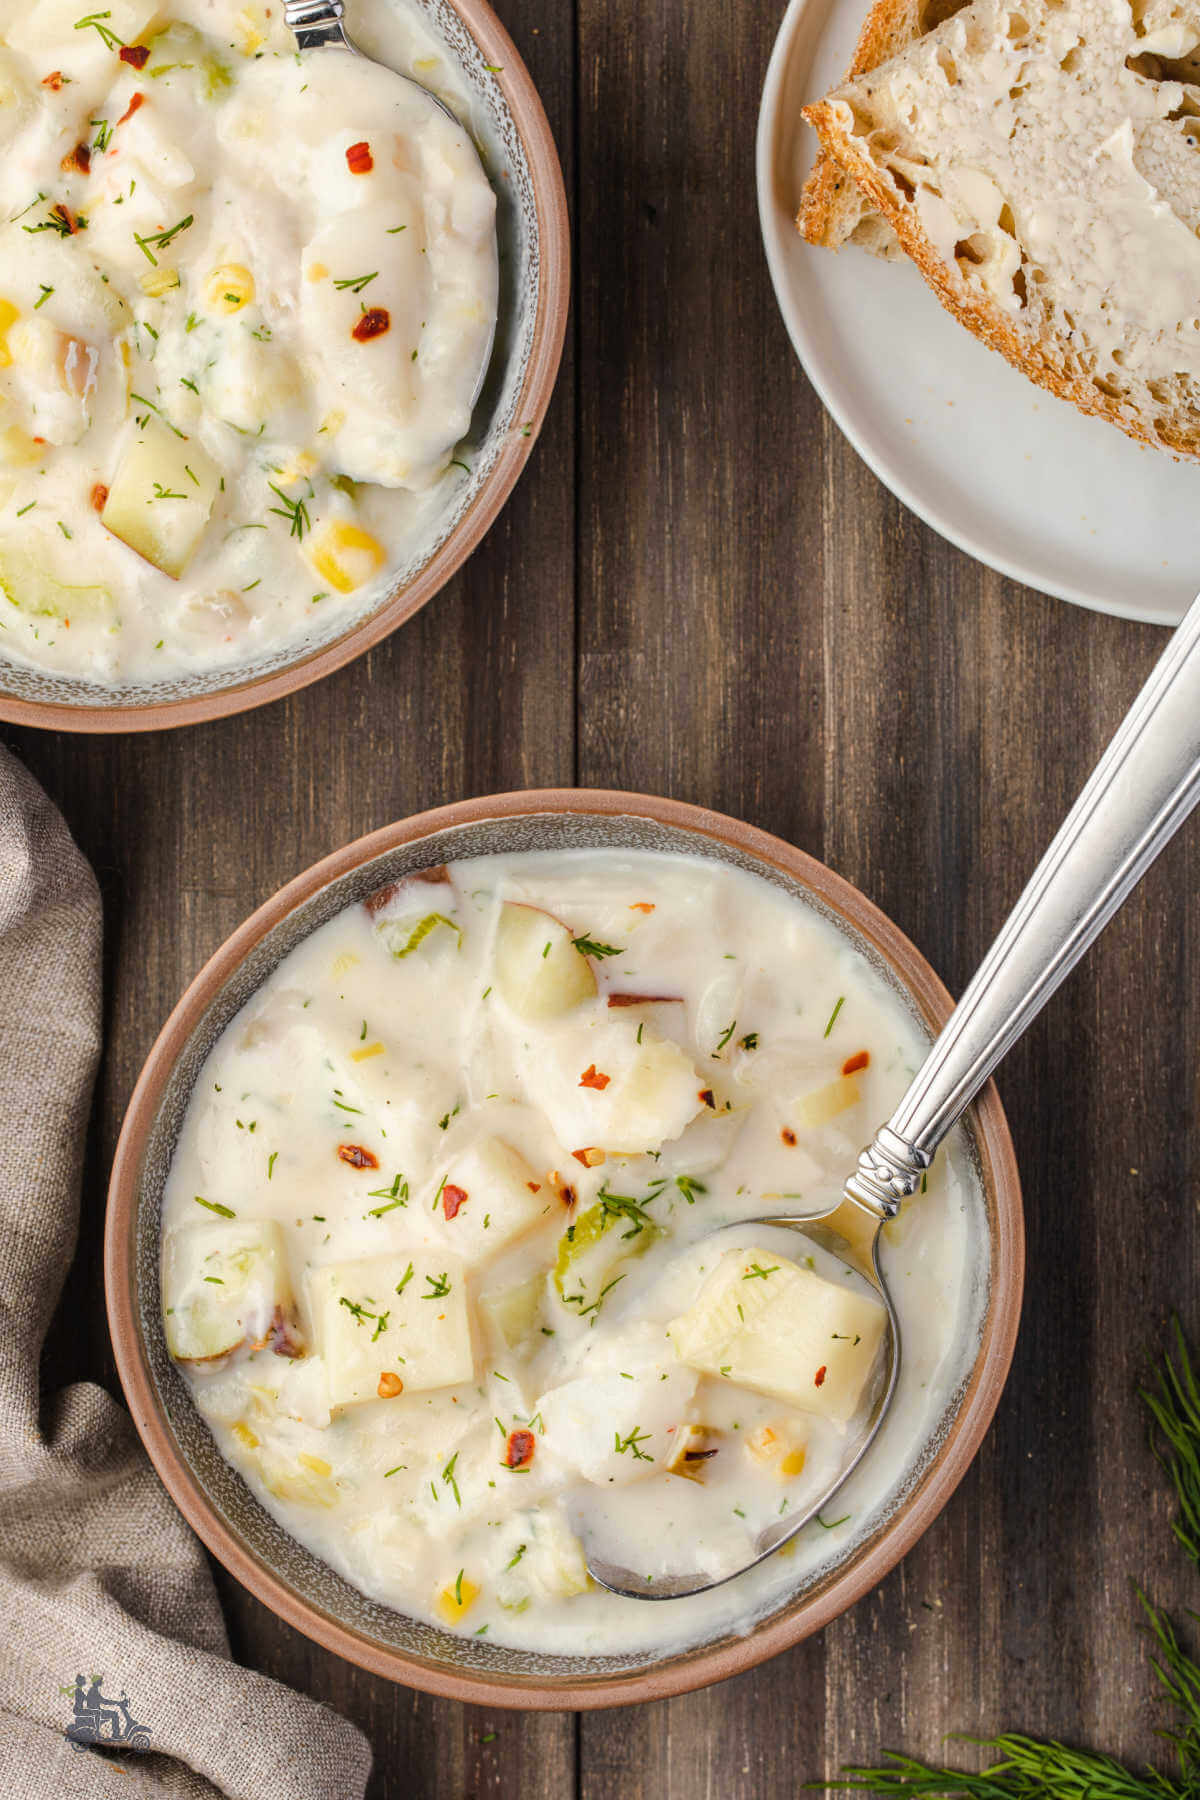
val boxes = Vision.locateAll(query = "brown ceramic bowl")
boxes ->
[106,790,1023,1708]
[0,3,568,734]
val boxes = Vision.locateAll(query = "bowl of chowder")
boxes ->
[106,791,1023,1707]
[0,0,567,730]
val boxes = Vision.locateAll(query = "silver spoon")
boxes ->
[281,0,498,408]
[591,584,1200,1600]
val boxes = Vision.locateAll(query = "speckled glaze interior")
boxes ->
[109,796,1023,1707]
[0,0,564,730]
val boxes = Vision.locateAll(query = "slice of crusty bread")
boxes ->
[804,0,1200,456]
[798,0,971,255]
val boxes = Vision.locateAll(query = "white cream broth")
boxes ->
[0,0,497,681]
[162,850,986,1656]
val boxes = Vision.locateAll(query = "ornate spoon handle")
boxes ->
[846,586,1200,1217]
[282,0,352,50]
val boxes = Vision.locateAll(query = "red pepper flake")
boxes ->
[579,1064,611,1091]
[781,1127,797,1147]
[629,902,655,914]
[337,1143,379,1171]
[698,1088,716,1109]
[346,140,374,174]
[442,1183,469,1220]
[120,44,151,68]
[352,307,390,343]
[526,1181,541,1194]
[571,1147,606,1168]
[42,71,66,91]
[62,142,91,174]
[504,1429,536,1470]
[607,992,680,1008]
[841,1050,870,1076]
[814,1365,827,1388]
[48,203,85,236]
[90,485,109,513]
[117,91,145,127]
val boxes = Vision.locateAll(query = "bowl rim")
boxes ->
[0,1,570,736]
[105,788,1024,1709]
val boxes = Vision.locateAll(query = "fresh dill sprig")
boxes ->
[814,1321,1200,1800]
[1142,1316,1200,1572]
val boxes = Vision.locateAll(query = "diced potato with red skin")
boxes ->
[493,902,597,1020]
[667,1247,887,1424]
[163,1220,295,1363]
[307,1252,473,1409]
[433,1138,552,1269]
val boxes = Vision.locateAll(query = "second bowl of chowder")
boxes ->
[106,792,1023,1707]
[0,0,568,730]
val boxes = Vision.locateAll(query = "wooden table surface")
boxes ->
[6,1,1197,1793]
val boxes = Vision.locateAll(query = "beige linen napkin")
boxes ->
[0,746,372,1800]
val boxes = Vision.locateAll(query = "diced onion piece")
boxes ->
[794,1072,862,1129]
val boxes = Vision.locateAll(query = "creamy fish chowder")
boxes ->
[162,850,984,1655]
[0,0,497,680]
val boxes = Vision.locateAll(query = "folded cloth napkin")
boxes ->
[0,746,372,1800]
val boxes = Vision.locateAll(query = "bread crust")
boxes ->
[797,0,968,253]
[802,92,1193,458]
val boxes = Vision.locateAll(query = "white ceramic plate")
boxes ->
[756,0,1200,624]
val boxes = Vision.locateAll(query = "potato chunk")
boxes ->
[433,1138,551,1269]
[102,420,220,577]
[307,1252,473,1408]
[667,1247,887,1423]
[493,902,599,1020]
[163,1220,293,1363]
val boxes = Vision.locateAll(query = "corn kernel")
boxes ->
[305,262,330,283]
[232,1420,259,1449]
[0,425,44,469]
[274,449,319,485]
[234,8,266,52]
[351,1042,385,1062]
[746,1421,807,1479]
[140,267,181,298]
[297,1452,331,1477]
[306,520,386,595]
[204,263,255,315]
[0,299,18,368]
[436,1576,480,1624]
